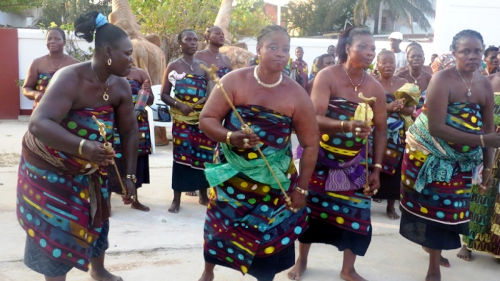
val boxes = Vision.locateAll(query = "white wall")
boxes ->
[17,28,92,110]
[433,0,500,55]
[241,37,436,71]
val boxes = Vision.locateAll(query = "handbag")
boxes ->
[155,104,171,122]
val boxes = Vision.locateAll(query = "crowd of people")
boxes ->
[14,10,500,281]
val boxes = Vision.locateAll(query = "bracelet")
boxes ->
[78,139,86,156]
[373,163,383,169]
[226,131,233,145]
[173,100,178,107]
[125,174,137,184]
[295,186,309,196]
[340,121,345,133]
[480,134,485,147]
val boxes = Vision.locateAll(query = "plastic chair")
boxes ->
[148,84,172,153]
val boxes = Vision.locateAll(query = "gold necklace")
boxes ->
[207,48,220,60]
[408,68,421,83]
[456,68,473,98]
[180,57,194,72]
[253,65,282,88]
[344,66,365,92]
[91,64,110,101]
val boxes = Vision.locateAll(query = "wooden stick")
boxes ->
[91,116,130,199]
[201,64,293,208]
[357,92,377,192]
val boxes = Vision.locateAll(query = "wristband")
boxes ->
[226,131,233,145]
[373,163,383,169]
[78,139,86,156]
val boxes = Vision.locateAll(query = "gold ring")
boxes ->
[243,138,249,144]
[355,127,361,132]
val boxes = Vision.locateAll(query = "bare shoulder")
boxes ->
[396,76,408,84]
[65,55,79,64]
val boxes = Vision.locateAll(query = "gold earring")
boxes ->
[107,58,112,66]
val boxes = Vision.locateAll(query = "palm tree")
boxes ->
[334,0,435,34]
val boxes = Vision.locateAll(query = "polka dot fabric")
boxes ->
[400,102,482,225]
[17,106,114,271]
[203,105,308,275]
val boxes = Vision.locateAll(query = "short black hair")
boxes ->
[178,29,196,43]
[337,27,372,64]
[484,45,499,58]
[74,11,128,49]
[257,25,289,46]
[450,29,484,51]
[47,27,66,42]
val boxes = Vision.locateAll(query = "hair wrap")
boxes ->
[95,13,108,29]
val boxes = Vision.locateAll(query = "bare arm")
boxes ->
[427,72,495,146]
[22,60,42,100]
[160,63,177,107]
[114,78,138,175]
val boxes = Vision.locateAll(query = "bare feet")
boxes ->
[386,206,400,220]
[131,200,150,212]
[90,268,122,281]
[168,200,180,213]
[456,245,472,261]
[198,271,214,281]
[340,268,367,281]
[422,247,450,267]
[425,273,441,281]
[287,258,307,280]
[122,196,132,205]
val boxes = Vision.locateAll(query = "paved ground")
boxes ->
[0,119,498,281]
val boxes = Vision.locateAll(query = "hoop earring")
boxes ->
[107,58,112,66]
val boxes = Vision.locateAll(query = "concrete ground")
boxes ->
[0,119,498,281]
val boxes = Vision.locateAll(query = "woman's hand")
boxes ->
[289,188,307,211]
[346,120,371,138]
[178,102,194,115]
[82,141,115,166]
[229,130,260,149]
[387,98,404,113]
[364,171,381,196]
[141,79,151,93]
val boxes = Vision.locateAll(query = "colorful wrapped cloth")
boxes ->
[400,102,483,249]
[462,92,500,256]
[170,74,215,191]
[17,106,114,272]
[33,72,54,108]
[217,66,231,78]
[372,93,406,200]
[299,98,372,256]
[203,105,308,280]
[109,79,151,192]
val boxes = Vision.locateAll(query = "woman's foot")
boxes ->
[456,245,472,261]
[423,247,450,267]
[386,205,400,219]
[287,257,308,280]
[198,271,214,281]
[168,200,180,213]
[122,196,133,205]
[90,267,123,281]
[340,268,367,281]
[131,200,150,212]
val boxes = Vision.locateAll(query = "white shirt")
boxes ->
[393,51,407,70]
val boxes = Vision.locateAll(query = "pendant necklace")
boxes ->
[408,69,421,84]
[254,66,282,88]
[91,64,110,101]
[180,57,194,72]
[344,66,366,92]
[456,68,473,98]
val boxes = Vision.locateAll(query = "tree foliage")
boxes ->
[284,0,434,36]
[229,0,272,42]
[284,0,354,36]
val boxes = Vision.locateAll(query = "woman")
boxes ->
[399,30,500,281]
[198,25,319,281]
[22,27,79,107]
[482,46,499,75]
[396,42,432,112]
[306,53,335,93]
[16,12,137,281]
[109,66,153,211]
[456,71,500,261]
[195,26,232,78]
[160,29,213,213]
[288,27,387,281]
[373,50,411,219]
